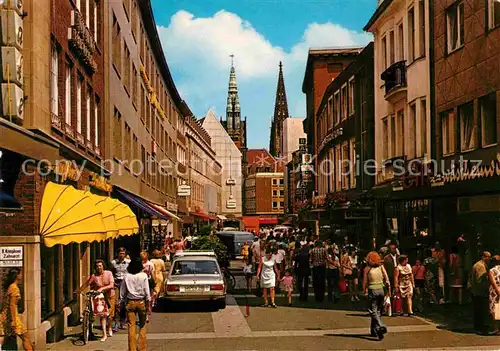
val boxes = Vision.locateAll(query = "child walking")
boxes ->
[281,269,294,306]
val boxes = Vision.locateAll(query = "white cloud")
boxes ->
[158,10,372,148]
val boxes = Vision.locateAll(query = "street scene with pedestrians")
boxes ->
[2,0,500,350]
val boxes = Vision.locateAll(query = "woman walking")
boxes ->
[412,259,425,312]
[363,252,390,340]
[423,249,439,305]
[327,246,340,303]
[257,248,280,308]
[0,268,33,350]
[150,250,166,307]
[488,255,500,334]
[395,255,415,316]
[77,260,115,341]
[342,247,359,302]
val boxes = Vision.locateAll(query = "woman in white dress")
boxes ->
[257,248,280,308]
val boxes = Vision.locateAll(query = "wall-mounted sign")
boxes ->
[177,182,191,197]
[54,160,80,182]
[430,153,500,187]
[89,172,112,192]
[226,196,236,209]
[0,246,23,267]
[166,202,178,213]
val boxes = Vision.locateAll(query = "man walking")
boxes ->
[294,243,310,301]
[111,247,130,330]
[310,240,328,302]
[120,258,151,351]
[470,251,492,335]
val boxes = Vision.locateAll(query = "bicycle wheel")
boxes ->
[82,310,90,344]
[225,271,236,292]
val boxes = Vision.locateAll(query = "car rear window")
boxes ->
[172,260,220,275]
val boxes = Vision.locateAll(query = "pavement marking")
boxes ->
[211,295,252,336]
[105,323,438,340]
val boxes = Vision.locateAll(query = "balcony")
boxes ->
[381,60,407,101]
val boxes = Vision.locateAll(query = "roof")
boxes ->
[302,47,364,93]
[363,0,393,32]
[139,0,185,112]
[316,42,374,118]
[246,149,274,166]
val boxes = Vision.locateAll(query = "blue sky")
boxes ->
[153,0,375,149]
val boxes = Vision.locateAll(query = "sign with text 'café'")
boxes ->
[0,246,23,267]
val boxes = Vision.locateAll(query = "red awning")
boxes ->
[191,212,216,221]
[259,218,278,225]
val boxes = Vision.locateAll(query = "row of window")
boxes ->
[441,93,497,156]
[50,44,101,148]
[191,181,204,203]
[272,201,285,209]
[318,78,355,142]
[380,0,425,72]
[271,178,285,186]
[272,189,285,197]
[446,1,500,54]
[382,98,428,161]
[318,138,357,197]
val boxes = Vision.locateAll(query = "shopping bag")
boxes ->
[338,279,348,294]
[392,292,403,315]
[254,280,263,297]
[495,303,500,320]
[384,295,392,317]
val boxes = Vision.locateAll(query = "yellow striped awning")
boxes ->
[40,182,138,247]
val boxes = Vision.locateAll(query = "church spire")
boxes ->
[269,61,289,157]
[274,61,289,122]
[226,55,241,131]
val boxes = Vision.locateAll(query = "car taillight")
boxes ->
[166,285,179,292]
[210,284,224,291]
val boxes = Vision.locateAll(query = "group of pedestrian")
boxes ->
[72,247,168,351]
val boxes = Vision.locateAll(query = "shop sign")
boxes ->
[166,202,178,212]
[430,153,500,187]
[226,197,236,209]
[345,211,371,220]
[54,160,80,182]
[0,246,23,267]
[89,172,112,192]
[177,182,191,197]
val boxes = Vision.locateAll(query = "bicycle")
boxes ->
[222,267,236,292]
[81,291,100,344]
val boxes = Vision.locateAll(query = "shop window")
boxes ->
[488,0,500,29]
[441,110,456,155]
[446,2,464,54]
[480,93,497,147]
[459,102,476,151]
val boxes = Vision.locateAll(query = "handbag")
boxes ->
[495,302,500,320]
[254,280,263,297]
[338,279,348,294]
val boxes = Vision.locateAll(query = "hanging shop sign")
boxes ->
[177,182,191,197]
[226,196,236,209]
[430,153,500,187]
[89,172,112,192]
[166,202,178,213]
[0,246,23,267]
